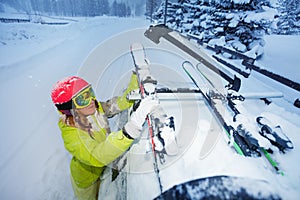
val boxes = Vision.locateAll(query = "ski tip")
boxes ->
[130,43,144,51]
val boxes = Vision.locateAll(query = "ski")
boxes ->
[182,61,284,175]
[195,62,286,175]
[130,43,179,193]
[182,61,254,157]
[130,43,179,156]
[130,43,163,193]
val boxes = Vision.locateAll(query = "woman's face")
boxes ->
[76,100,96,116]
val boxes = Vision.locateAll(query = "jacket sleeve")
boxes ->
[59,119,133,167]
[101,73,138,117]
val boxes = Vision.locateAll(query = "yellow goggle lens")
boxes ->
[73,86,96,109]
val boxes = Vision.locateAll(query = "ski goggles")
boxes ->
[72,86,96,109]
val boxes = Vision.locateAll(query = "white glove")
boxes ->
[124,97,159,139]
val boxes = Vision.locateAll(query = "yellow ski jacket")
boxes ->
[58,74,138,188]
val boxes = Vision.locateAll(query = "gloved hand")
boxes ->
[124,97,159,139]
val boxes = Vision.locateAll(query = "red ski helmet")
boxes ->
[51,76,90,113]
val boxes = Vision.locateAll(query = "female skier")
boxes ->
[51,73,157,200]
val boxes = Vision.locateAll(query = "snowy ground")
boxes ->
[0,13,300,200]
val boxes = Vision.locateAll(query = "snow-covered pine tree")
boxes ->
[146,0,161,22]
[275,0,300,34]
[153,0,277,59]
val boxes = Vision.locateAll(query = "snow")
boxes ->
[259,35,300,84]
[0,15,149,200]
[233,0,250,4]
[244,6,278,24]
[1,9,300,200]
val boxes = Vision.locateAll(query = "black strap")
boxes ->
[122,127,134,140]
